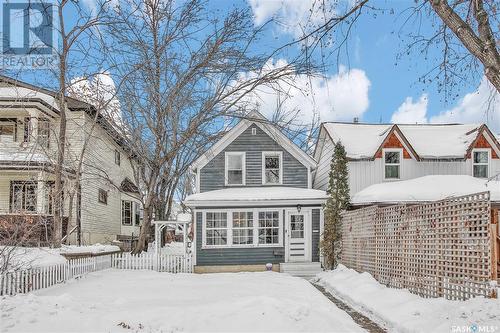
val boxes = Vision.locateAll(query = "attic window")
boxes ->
[252,127,257,135]
[384,149,401,180]
[262,152,282,185]
[472,149,489,178]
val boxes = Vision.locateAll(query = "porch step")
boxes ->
[280,262,323,279]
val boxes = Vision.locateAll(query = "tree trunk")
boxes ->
[430,0,500,92]
[133,205,152,253]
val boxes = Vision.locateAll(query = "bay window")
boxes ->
[472,149,489,178]
[262,152,282,184]
[225,152,245,185]
[384,149,401,179]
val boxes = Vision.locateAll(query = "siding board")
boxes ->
[200,125,308,192]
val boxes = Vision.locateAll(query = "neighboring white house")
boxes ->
[0,75,142,245]
[313,122,500,195]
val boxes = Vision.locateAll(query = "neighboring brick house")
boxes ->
[0,75,142,245]
[313,122,500,195]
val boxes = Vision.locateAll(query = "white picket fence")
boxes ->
[111,252,193,273]
[0,254,113,296]
[0,252,193,296]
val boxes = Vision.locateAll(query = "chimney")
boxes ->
[353,117,359,123]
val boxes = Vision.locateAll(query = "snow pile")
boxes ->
[316,265,500,332]
[1,270,363,332]
[1,244,120,271]
[160,242,185,255]
[59,244,120,255]
[352,175,500,205]
[1,247,67,270]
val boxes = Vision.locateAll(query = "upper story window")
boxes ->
[262,152,282,185]
[38,118,50,148]
[0,119,15,143]
[225,152,245,185]
[98,189,108,205]
[384,149,401,180]
[472,149,489,178]
[115,149,121,166]
[23,117,31,142]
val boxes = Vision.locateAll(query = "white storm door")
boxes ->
[286,211,309,262]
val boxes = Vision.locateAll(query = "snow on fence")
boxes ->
[341,192,496,301]
[111,252,193,273]
[0,255,112,296]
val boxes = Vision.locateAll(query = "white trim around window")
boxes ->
[225,152,246,186]
[201,208,283,249]
[383,148,403,180]
[262,151,283,185]
[472,148,490,178]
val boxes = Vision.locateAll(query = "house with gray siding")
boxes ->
[185,111,327,275]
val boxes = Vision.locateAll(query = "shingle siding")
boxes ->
[195,211,285,266]
[200,125,308,192]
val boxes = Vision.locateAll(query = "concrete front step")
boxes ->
[280,262,323,279]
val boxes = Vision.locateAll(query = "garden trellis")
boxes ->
[341,192,498,300]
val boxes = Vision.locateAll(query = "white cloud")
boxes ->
[248,0,336,38]
[430,77,500,132]
[391,94,428,124]
[390,77,500,132]
[235,59,371,125]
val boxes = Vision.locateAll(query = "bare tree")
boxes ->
[106,0,314,253]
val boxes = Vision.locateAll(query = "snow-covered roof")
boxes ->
[323,123,391,159]
[351,175,500,206]
[184,187,327,206]
[397,124,479,159]
[322,123,483,160]
[0,151,50,164]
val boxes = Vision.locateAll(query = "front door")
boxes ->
[286,211,310,262]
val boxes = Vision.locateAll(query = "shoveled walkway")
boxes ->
[311,282,387,333]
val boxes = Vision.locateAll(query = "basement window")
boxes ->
[472,149,489,178]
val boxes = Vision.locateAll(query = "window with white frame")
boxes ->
[38,118,50,148]
[122,200,132,225]
[225,152,245,185]
[206,212,228,245]
[258,211,280,245]
[472,149,489,178]
[263,152,282,184]
[384,149,401,179]
[232,212,253,245]
[10,181,37,213]
[0,119,15,142]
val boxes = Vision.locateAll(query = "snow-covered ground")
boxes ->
[316,265,500,333]
[1,269,363,332]
[1,244,120,270]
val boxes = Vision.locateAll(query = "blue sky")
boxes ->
[4,0,499,132]
[224,0,499,131]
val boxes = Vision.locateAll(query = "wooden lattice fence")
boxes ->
[341,192,496,300]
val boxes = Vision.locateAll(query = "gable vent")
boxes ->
[252,127,257,135]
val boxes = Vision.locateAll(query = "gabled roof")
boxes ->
[191,111,317,170]
[320,122,497,160]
